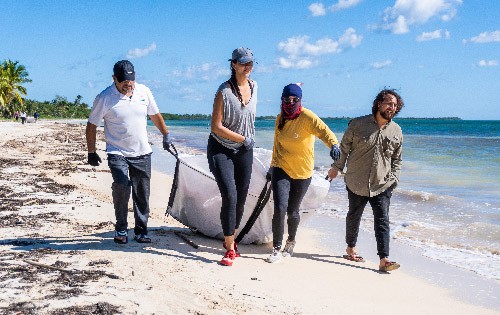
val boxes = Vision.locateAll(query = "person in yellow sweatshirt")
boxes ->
[266,83,340,263]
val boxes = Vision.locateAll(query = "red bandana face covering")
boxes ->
[281,100,302,120]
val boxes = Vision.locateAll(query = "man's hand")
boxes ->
[330,144,341,161]
[88,152,102,166]
[163,133,172,150]
[243,137,254,150]
[326,167,339,182]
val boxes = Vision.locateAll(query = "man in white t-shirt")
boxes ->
[85,60,172,244]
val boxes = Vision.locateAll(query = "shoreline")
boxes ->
[301,212,500,310]
[0,121,498,314]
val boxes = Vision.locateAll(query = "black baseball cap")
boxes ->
[113,60,135,82]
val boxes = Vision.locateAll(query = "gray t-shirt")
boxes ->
[211,80,257,149]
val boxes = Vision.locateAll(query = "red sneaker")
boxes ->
[223,242,241,257]
[220,250,236,266]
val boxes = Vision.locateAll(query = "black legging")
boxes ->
[207,135,253,236]
[271,167,312,249]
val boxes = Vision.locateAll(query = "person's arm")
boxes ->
[307,112,341,161]
[308,112,339,147]
[327,120,354,179]
[149,113,168,135]
[85,122,102,166]
[210,91,245,143]
[389,136,403,183]
[86,123,98,153]
[270,115,280,168]
[149,113,173,150]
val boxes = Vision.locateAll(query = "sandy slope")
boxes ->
[0,121,497,315]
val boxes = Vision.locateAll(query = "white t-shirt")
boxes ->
[88,83,160,157]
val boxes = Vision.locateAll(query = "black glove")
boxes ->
[266,167,273,181]
[163,133,172,150]
[330,144,341,161]
[242,137,254,150]
[88,152,102,166]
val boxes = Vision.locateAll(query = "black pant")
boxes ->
[345,184,395,259]
[207,135,253,236]
[108,153,151,236]
[271,167,312,249]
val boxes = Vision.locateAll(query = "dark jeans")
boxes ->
[207,135,253,236]
[108,153,152,236]
[345,184,395,259]
[271,167,312,249]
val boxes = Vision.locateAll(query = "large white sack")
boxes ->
[166,148,329,244]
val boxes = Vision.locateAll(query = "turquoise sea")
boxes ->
[148,118,500,281]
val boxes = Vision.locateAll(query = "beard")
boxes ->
[120,84,134,94]
[379,108,395,121]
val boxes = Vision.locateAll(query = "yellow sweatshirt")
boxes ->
[271,107,339,179]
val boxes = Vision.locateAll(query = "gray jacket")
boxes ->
[333,114,403,197]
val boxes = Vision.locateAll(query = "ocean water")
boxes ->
[148,118,500,280]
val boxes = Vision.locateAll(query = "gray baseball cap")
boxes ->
[229,47,255,64]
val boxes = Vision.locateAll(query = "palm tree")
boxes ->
[0,60,32,114]
[0,76,8,107]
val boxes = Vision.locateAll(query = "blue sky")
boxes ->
[1,0,498,119]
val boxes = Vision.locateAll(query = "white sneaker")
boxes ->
[266,248,282,263]
[282,240,296,257]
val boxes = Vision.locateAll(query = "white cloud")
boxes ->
[379,0,462,34]
[330,0,362,12]
[169,63,229,81]
[277,28,362,69]
[179,87,204,102]
[310,0,362,16]
[477,60,498,67]
[416,29,450,41]
[86,81,95,88]
[278,57,318,69]
[126,43,157,59]
[309,3,326,16]
[465,30,500,44]
[371,60,392,69]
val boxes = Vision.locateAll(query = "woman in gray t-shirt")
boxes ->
[207,47,258,267]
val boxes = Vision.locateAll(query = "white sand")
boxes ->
[0,121,498,314]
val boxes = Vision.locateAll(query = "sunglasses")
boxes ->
[282,96,300,104]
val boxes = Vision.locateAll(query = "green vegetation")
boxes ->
[1,59,90,119]
[23,95,91,119]
[255,115,277,120]
[160,113,211,120]
[0,59,31,115]
[157,114,461,121]
[395,117,462,120]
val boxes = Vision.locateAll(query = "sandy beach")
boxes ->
[0,121,498,315]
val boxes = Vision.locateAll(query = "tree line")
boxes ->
[1,59,90,119]
[1,59,461,121]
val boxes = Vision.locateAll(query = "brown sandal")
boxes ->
[343,254,365,262]
[379,261,400,272]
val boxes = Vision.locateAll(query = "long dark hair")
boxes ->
[372,89,404,116]
[227,61,244,104]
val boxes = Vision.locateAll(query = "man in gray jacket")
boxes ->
[328,89,404,272]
